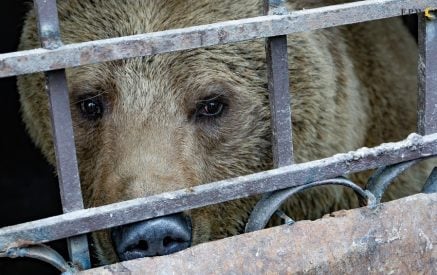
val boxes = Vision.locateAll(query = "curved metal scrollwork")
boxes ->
[366,159,420,204]
[245,178,376,232]
[0,245,77,274]
[245,159,437,233]
[423,167,437,194]
[1,167,436,271]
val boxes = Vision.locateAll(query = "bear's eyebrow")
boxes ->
[72,91,108,104]
[195,93,226,104]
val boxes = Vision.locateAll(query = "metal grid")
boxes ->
[0,0,436,273]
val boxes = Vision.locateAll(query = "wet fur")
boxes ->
[18,0,433,264]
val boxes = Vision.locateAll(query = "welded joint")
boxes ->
[265,0,289,15]
[363,190,377,209]
[34,0,64,50]
[39,25,63,50]
[274,209,295,225]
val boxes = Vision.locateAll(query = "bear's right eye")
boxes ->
[78,96,104,121]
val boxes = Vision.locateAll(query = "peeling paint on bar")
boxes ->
[0,0,435,77]
[0,133,436,252]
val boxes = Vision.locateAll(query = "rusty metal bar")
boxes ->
[0,0,435,78]
[0,133,436,251]
[79,192,437,274]
[33,0,90,269]
[264,0,293,167]
[418,10,437,135]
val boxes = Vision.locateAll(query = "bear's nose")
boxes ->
[111,213,192,261]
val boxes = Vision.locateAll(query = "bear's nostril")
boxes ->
[126,239,149,252]
[163,236,172,247]
[137,240,149,251]
[162,236,184,247]
[111,213,192,260]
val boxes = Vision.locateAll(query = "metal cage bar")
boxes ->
[264,0,294,167]
[418,10,437,135]
[0,133,436,252]
[0,0,436,271]
[33,0,90,269]
[0,0,435,78]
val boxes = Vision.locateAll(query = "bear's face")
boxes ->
[18,0,280,262]
[67,51,272,261]
[20,47,273,262]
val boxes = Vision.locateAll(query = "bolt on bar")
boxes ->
[33,0,90,269]
[264,0,294,167]
[418,10,437,135]
[0,0,435,78]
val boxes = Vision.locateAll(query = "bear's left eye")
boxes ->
[196,97,226,118]
[78,96,104,121]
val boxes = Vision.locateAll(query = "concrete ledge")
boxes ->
[81,193,436,274]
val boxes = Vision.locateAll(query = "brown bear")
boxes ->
[18,0,433,264]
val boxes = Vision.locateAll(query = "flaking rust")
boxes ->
[80,193,437,274]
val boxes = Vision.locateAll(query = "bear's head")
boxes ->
[18,0,360,264]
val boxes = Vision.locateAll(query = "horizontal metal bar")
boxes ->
[79,193,437,274]
[0,0,434,77]
[0,133,436,251]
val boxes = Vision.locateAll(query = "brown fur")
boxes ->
[18,0,433,264]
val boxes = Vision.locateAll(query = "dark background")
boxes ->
[0,1,67,274]
[0,1,418,274]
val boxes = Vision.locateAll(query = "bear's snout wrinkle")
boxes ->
[111,213,192,260]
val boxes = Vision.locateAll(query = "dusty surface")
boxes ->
[81,192,436,274]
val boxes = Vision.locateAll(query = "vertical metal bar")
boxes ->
[33,0,90,269]
[418,10,437,135]
[264,0,294,167]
